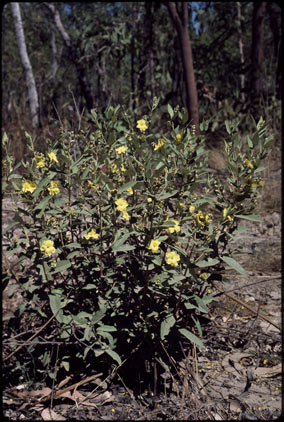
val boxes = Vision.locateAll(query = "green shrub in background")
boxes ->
[2,99,273,382]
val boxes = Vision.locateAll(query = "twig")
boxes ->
[212,276,281,296]
[214,285,281,331]
[3,301,68,362]
[38,373,103,403]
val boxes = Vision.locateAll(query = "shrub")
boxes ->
[2,99,273,382]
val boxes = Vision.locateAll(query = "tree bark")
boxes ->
[50,29,59,82]
[266,2,281,99]
[43,2,94,111]
[250,2,266,106]
[10,2,40,128]
[236,2,245,103]
[166,2,199,134]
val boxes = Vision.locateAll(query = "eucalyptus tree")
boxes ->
[166,2,200,134]
[250,2,266,108]
[10,2,40,128]
[43,2,94,111]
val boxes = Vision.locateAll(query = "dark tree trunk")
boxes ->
[266,2,282,99]
[43,2,94,111]
[250,2,266,107]
[166,2,199,134]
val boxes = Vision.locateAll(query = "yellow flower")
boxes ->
[120,164,126,172]
[22,180,37,194]
[189,205,195,213]
[115,198,128,212]
[127,187,134,195]
[176,133,182,143]
[165,218,181,234]
[35,154,45,168]
[40,239,56,257]
[200,272,208,280]
[122,211,130,221]
[244,158,254,169]
[204,213,212,224]
[84,229,99,240]
[111,163,118,173]
[46,216,58,228]
[147,197,152,203]
[88,180,97,190]
[116,145,128,154]
[136,119,148,132]
[222,208,229,219]
[154,138,165,151]
[48,180,60,196]
[165,250,180,267]
[194,210,210,226]
[48,151,59,164]
[148,239,161,254]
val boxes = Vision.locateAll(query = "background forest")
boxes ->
[1,1,282,162]
[2,3,282,420]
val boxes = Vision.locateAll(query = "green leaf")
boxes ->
[195,296,209,313]
[157,189,179,200]
[105,349,121,365]
[253,166,265,174]
[62,361,70,371]
[117,180,137,193]
[52,260,72,274]
[178,328,204,348]
[2,131,8,145]
[264,135,274,148]
[225,120,231,134]
[247,135,253,148]
[185,302,197,310]
[112,232,131,251]
[191,315,203,337]
[91,308,106,324]
[35,196,50,211]
[196,258,219,267]
[83,283,97,290]
[32,173,57,198]
[221,255,248,276]
[65,242,82,249]
[113,244,135,252]
[35,196,51,218]
[7,173,22,181]
[49,295,64,323]
[97,324,117,332]
[167,104,174,119]
[234,214,262,222]
[160,315,176,340]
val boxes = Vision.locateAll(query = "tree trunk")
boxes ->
[10,2,40,128]
[50,29,59,82]
[250,2,266,107]
[130,2,138,110]
[166,2,199,134]
[43,2,94,111]
[236,2,245,103]
[266,2,281,99]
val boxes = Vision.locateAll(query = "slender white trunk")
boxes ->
[10,2,40,128]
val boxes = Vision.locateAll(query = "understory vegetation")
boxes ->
[3,101,274,388]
